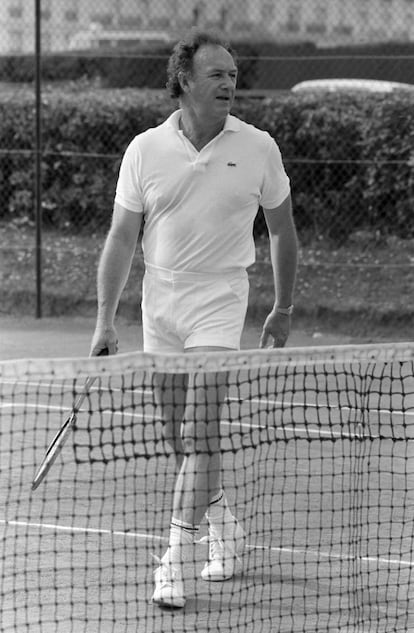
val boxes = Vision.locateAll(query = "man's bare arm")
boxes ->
[90,203,143,355]
[260,194,298,348]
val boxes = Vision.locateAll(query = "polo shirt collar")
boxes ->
[167,110,240,134]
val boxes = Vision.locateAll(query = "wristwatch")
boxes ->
[276,304,294,316]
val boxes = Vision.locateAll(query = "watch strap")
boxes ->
[276,305,294,316]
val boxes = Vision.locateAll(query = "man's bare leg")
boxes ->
[152,348,244,607]
[153,372,187,470]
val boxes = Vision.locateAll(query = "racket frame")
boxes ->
[31,356,105,491]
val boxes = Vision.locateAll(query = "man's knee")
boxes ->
[181,420,220,455]
[162,419,182,453]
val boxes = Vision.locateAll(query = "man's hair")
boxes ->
[166,29,236,99]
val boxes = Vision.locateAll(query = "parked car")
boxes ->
[291,78,414,93]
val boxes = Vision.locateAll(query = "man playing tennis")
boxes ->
[90,29,298,608]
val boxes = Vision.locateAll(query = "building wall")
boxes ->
[1,0,414,54]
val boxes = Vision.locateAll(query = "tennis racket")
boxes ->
[31,348,108,491]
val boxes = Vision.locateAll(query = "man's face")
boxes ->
[182,45,238,120]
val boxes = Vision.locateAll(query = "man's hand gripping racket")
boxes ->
[31,348,108,491]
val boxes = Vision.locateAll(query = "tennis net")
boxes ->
[0,343,413,633]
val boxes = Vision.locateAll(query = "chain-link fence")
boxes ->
[1,0,413,324]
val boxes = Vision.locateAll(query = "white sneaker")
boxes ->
[152,557,185,608]
[200,521,246,581]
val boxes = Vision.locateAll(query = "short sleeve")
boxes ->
[259,136,291,209]
[114,137,144,214]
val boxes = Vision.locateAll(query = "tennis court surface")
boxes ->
[1,343,413,632]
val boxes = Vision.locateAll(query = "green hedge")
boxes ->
[1,87,413,242]
[234,92,414,241]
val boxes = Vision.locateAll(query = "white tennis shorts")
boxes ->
[142,264,249,352]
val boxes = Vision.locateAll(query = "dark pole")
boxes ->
[35,0,42,318]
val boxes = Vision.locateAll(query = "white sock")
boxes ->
[205,490,236,534]
[161,518,198,567]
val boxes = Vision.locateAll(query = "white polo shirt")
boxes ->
[115,110,290,274]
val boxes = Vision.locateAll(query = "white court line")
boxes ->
[0,379,148,397]
[1,401,412,440]
[0,519,165,542]
[228,397,412,420]
[0,402,379,440]
[1,518,412,568]
[0,395,410,418]
[1,378,412,418]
